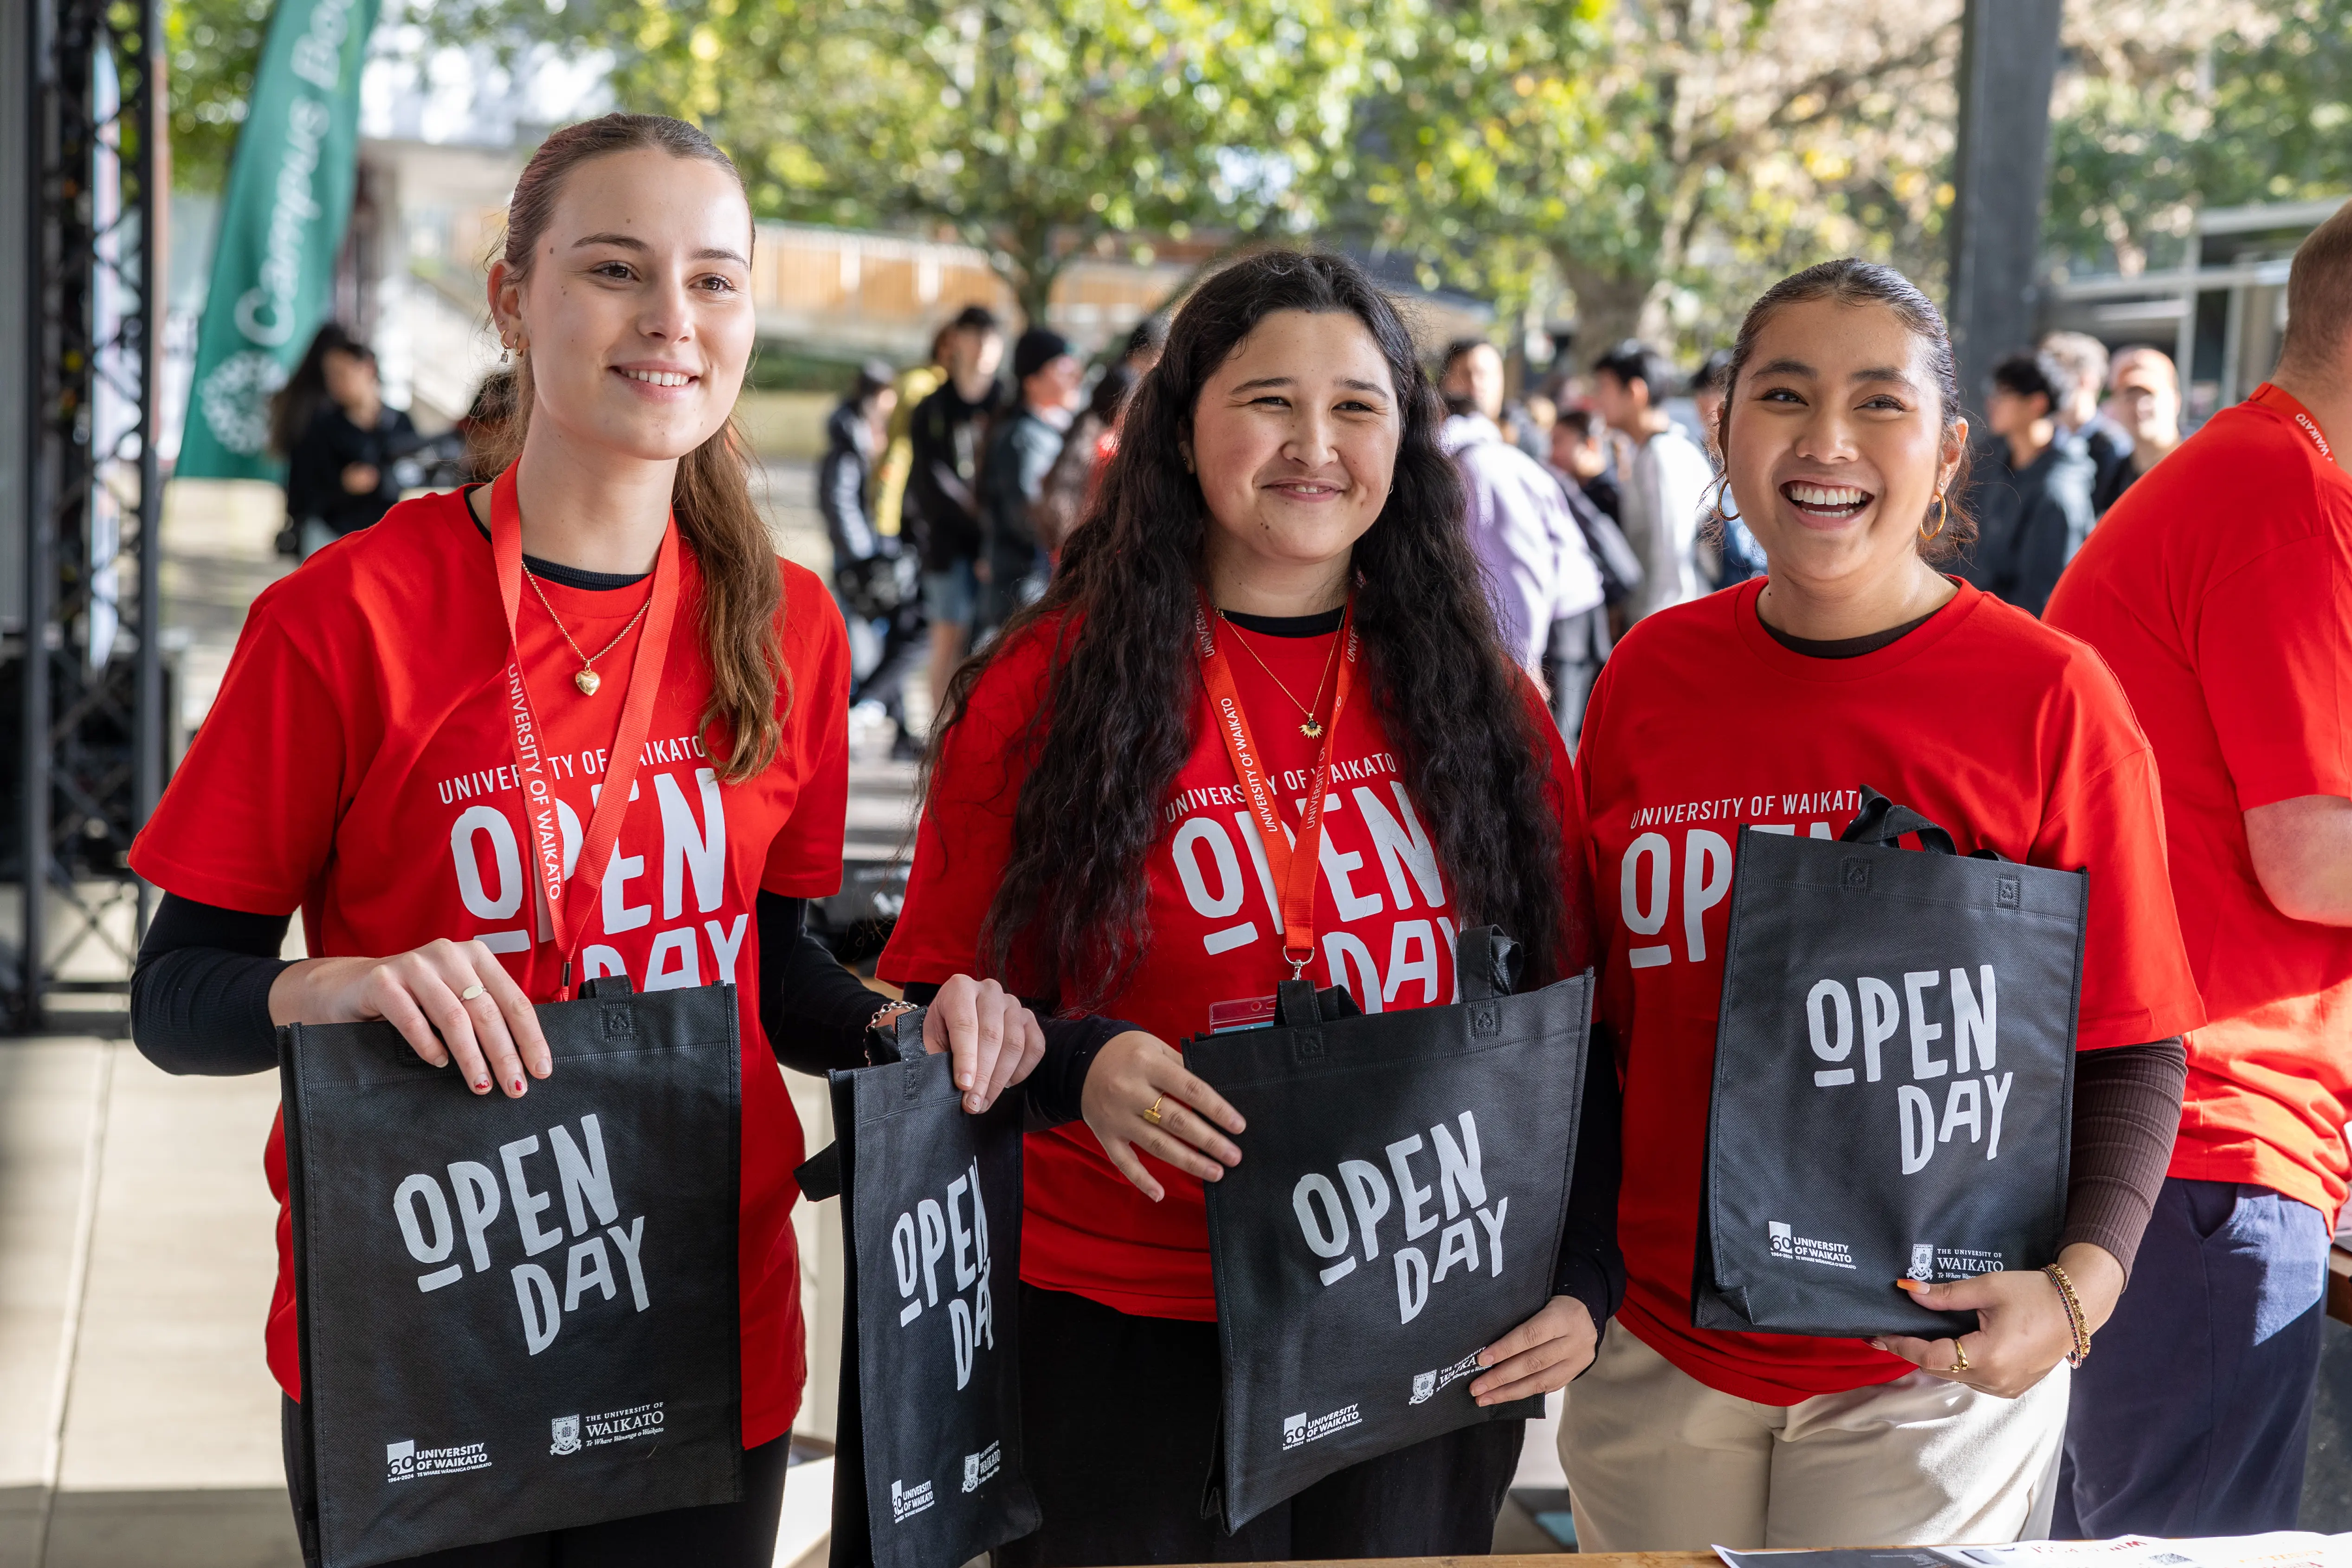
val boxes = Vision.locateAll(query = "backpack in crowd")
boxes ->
[279,977,743,1568]
[795,1008,1038,1568]
[1695,787,2086,1339]
[1186,928,1593,1532]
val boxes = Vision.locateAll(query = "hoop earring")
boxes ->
[1920,490,1949,542]
[1704,474,1739,523]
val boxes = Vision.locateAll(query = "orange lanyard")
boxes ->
[489,463,681,1000]
[1192,594,1358,979]
[2250,382,2336,464]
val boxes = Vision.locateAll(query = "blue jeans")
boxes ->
[2055,1177,2330,1536]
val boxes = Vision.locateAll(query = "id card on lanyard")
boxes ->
[490,463,682,1000]
[1192,593,1358,1026]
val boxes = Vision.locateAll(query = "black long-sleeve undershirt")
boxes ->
[131,889,897,1079]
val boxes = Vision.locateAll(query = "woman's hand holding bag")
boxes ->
[924,974,1047,1113]
[1079,1031,1247,1201]
[1871,1241,2124,1398]
[1468,1295,1600,1406]
[270,936,554,1097]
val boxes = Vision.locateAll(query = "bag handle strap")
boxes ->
[1457,925,1522,1001]
[1838,786,1959,856]
[1275,981,1370,1028]
[865,1005,929,1065]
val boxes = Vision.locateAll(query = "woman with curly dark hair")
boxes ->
[878,249,1623,1562]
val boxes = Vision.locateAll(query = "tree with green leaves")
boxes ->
[2046,0,2352,279]
[166,0,278,191]
[423,0,1446,320]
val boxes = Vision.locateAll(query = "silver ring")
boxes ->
[459,984,486,1002]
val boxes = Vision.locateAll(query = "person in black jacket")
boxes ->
[1960,349,2097,617]
[908,305,1006,724]
[822,360,926,760]
[271,324,420,559]
[974,327,1082,638]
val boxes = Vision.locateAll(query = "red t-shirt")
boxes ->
[2046,385,2352,1226]
[1576,577,2204,1404]
[878,612,1590,1320]
[128,489,850,1447]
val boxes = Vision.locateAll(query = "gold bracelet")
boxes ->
[2042,1263,2092,1368]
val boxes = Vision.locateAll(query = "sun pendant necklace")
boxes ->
[525,566,654,695]
[1216,610,1344,739]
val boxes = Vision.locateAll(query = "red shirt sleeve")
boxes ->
[129,591,355,916]
[2195,532,2352,811]
[2035,695,2207,1051]
[876,632,1053,987]
[760,566,854,897]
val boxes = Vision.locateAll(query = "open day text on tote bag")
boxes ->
[796,1008,1038,1568]
[281,978,743,1568]
[1188,929,1594,1533]
[1696,787,2086,1340]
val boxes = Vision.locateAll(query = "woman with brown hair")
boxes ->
[880,249,1625,1563]
[129,114,1043,1563]
[1562,259,2204,1548]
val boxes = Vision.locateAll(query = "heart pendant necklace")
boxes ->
[524,566,654,696]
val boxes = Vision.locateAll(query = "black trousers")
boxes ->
[997,1284,1526,1567]
[282,1397,792,1567]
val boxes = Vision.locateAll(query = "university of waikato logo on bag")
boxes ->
[890,1478,936,1522]
[386,1441,414,1482]
[1908,1243,1936,1282]
[1769,1221,1794,1259]
[961,1440,1001,1493]
[549,1415,581,1456]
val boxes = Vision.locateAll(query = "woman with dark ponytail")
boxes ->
[129,114,1043,1563]
[880,249,1624,1562]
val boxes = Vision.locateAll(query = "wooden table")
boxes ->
[1172,1556,1720,1568]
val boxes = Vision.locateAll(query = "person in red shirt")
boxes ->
[1563,259,2205,1550]
[879,250,1623,1564]
[2042,200,2352,1536]
[127,115,1042,1567]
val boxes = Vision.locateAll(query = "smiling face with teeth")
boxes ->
[488,147,756,470]
[1721,295,1969,629]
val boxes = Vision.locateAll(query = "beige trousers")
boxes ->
[1559,1326,2068,1550]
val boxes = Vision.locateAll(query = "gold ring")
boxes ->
[1141,1096,1165,1127]
[1948,1342,1971,1375]
[459,984,486,1002]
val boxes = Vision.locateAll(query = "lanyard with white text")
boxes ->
[2250,382,2337,464]
[1193,593,1358,980]
[491,462,681,1000]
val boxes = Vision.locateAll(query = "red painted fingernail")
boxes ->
[474,1078,490,1092]
[512,1078,525,1094]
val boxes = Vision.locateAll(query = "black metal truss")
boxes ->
[11,0,164,1030]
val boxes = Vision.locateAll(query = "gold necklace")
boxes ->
[525,567,654,695]
[1216,610,1344,739]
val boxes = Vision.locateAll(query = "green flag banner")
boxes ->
[176,0,379,480]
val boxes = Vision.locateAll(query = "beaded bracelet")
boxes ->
[2043,1262,2092,1368]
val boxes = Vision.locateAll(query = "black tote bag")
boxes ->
[1186,928,1593,1533]
[1695,787,2087,1340]
[279,977,743,1568]
[794,1008,1038,1568]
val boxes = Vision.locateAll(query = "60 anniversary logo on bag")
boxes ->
[281,978,743,1568]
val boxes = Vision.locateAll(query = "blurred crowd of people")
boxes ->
[273,298,2189,759]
